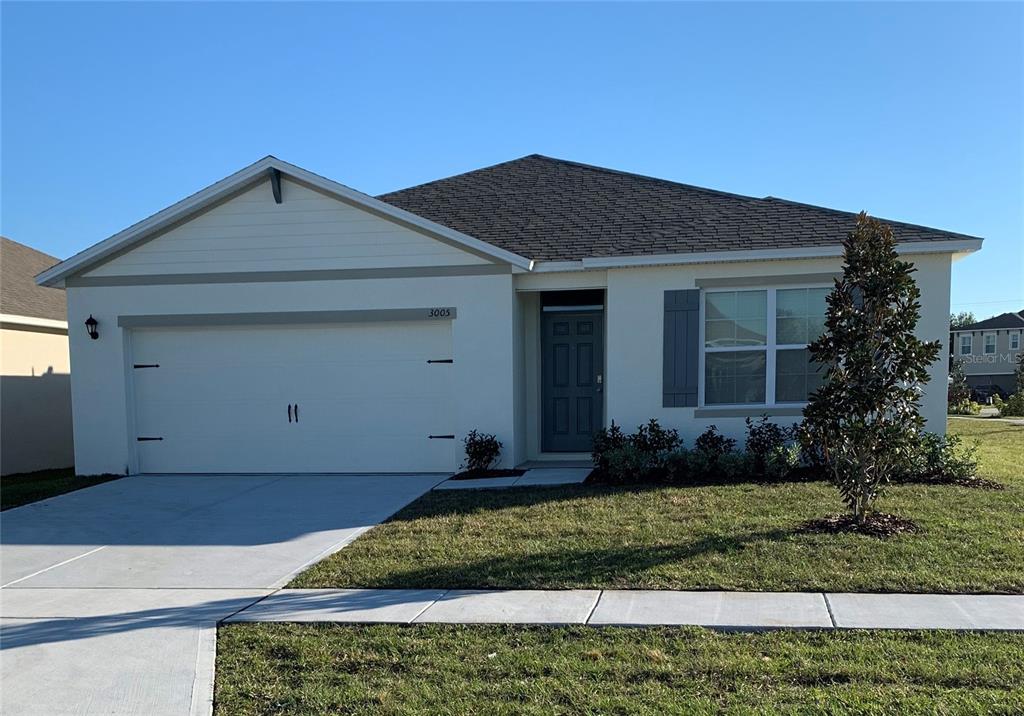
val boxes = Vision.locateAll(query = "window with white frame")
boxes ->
[984,333,997,355]
[959,333,972,356]
[1011,331,1020,351]
[703,287,828,406]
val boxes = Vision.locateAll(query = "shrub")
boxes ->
[948,399,982,416]
[693,425,736,463]
[795,421,826,470]
[592,422,628,474]
[461,430,502,472]
[764,443,802,481]
[632,419,682,455]
[744,416,795,477]
[899,432,978,483]
[591,419,680,484]
[663,449,691,483]
[994,392,1024,417]
[601,444,658,485]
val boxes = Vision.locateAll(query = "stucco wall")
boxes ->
[1,327,75,475]
[604,253,953,446]
[66,273,516,475]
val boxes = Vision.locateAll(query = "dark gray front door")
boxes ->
[541,310,604,452]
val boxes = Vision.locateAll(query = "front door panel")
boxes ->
[541,311,604,452]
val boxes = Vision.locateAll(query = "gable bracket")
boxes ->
[269,168,283,204]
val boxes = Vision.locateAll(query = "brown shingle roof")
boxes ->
[378,154,982,262]
[954,311,1024,332]
[1,237,66,321]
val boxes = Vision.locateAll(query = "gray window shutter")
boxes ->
[663,289,700,407]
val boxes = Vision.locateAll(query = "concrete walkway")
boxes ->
[227,588,1024,631]
[0,473,442,716]
[433,467,591,490]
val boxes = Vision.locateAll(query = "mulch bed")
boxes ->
[799,513,920,539]
[449,468,527,481]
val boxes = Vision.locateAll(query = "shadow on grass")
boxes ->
[331,529,799,590]
[380,483,659,523]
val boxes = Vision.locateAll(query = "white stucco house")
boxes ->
[37,155,982,475]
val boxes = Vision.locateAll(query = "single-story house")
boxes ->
[37,155,982,475]
[950,310,1024,397]
[2,237,75,475]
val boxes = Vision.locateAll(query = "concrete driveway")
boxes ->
[0,473,442,715]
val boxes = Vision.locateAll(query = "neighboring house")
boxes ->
[950,310,1024,397]
[37,155,982,475]
[1,237,74,475]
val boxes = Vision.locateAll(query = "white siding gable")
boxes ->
[84,178,490,277]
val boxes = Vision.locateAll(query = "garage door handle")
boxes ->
[294,403,299,423]
[287,404,293,423]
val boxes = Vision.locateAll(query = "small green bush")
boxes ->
[461,430,502,472]
[994,392,1024,417]
[948,399,982,416]
[693,425,736,463]
[601,444,658,484]
[592,422,628,474]
[899,432,979,483]
[744,416,796,477]
[764,443,802,481]
[591,419,680,485]
[632,419,683,456]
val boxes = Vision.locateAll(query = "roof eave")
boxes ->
[531,238,983,272]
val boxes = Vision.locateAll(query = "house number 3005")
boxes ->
[429,308,452,318]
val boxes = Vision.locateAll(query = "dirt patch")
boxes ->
[449,468,527,481]
[799,512,920,539]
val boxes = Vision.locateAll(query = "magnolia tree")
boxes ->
[802,213,941,524]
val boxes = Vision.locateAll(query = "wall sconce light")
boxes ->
[85,314,99,340]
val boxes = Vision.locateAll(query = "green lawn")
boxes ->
[215,624,1024,715]
[291,420,1024,593]
[0,467,122,511]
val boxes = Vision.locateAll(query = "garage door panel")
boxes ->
[130,321,455,473]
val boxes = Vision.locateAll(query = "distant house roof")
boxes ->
[953,311,1024,332]
[1,237,66,321]
[379,154,984,262]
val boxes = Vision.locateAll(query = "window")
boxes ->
[1011,332,1020,351]
[984,333,997,355]
[704,291,766,404]
[959,334,972,356]
[703,287,827,406]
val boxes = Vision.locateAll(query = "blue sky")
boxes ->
[2,2,1021,317]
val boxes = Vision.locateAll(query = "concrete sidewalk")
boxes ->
[226,588,1024,631]
[433,467,591,490]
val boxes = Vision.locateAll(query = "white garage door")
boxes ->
[129,320,455,473]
